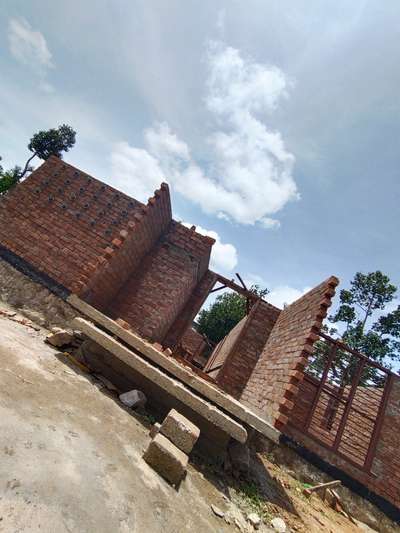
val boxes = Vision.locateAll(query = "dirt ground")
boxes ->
[0,304,397,532]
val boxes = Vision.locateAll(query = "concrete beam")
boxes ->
[73,317,248,444]
[68,295,280,443]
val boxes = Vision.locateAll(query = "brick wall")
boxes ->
[178,327,207,361]
[108,223,214,343]
[76,183,172,310]
[290,375,387,467]
[205,315,248,379]
[0,157,143,291]
[371,377,400,508]
[215,300,281,398]
[163,269,218,349]
[240,277,338,426]
[0,158,217,349]
[285,375,400,511]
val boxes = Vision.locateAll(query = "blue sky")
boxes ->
[1,0,399,311]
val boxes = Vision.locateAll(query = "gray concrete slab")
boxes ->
[68,295,280,443]
[73,317,247,444]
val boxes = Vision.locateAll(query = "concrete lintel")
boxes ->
[67,295,280,443]
[73,317,247,444]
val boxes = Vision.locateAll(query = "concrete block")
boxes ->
[160,409,200,454]
[143,433,188,487]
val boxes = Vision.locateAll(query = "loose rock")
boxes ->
[247,512,261,529]
[119,390,147,409]
[46,329,74,347]
[270,517,287,532]
[211,504,225,518]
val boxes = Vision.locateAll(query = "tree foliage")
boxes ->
[0,124,76,195]
[309,271,399,386]
[28,124,76,161]
[197,285,268,344]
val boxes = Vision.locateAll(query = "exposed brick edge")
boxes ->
[275,276,339,430]
[280,434,400,524]
[0,243,70,300]
[70,183,171,296]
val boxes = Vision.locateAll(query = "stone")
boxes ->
[228,440,250,477]
[46,329,74,347]
[119,390,147,409]
[234,518,245,531]
[143,433,188,487]
[270,517,287,532]
[150,422,161,439]
[211,504,224,518]
[21,308,46,326]
[160,409,200,454]
[73,329,86,341]
[247,513,261,529]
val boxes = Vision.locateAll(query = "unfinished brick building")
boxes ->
[0,156,398,520]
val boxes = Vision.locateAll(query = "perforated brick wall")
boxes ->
[76,183,172,310]
[240,277,338,426]
[0,157,215,348]
[0,156,143,290]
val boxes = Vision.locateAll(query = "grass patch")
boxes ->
[237,481,272,520]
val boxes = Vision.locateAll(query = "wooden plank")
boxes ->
[303,479,341,497]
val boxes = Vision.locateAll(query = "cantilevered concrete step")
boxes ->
[73,317,247,444]
[68,295,280,444]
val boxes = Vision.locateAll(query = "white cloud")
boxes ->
[110,141,164,202]
[267,285,311,309]
[244,273,311,308]
[8,18,54,91]
[110,42,298,228]
[182,222,238,273]
[8,18,53,68]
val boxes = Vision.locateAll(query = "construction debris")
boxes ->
[45,328,74,347]
[211,504,225,518]
[303,479,341,497]
[270,516,287,532]
[247,512,261,529]
[119,389,147,409]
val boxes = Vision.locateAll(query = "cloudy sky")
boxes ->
[1,1,399,309]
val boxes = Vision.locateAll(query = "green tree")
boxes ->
[197,285,268,344]
[0,124,76,195]
[309,271,399,386]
